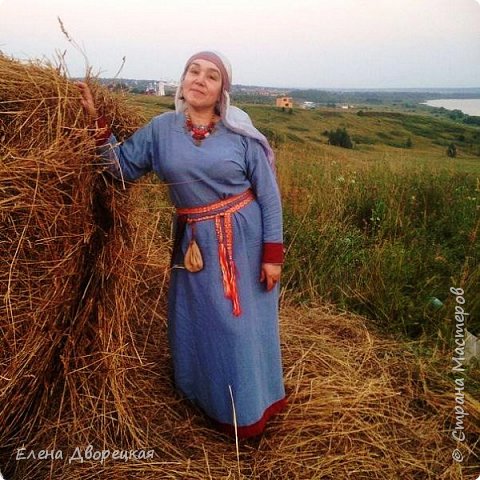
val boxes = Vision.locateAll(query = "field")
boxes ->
[128,94,480,342]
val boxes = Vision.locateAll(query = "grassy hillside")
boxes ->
[243,104,480,162]
[126,94,480,342]
[130,93,480,166]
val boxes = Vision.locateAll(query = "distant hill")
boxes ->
[91,77,480,103]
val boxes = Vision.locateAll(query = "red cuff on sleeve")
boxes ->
[94,115,112,147]
[262,242,285,264]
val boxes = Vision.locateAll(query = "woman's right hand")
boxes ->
[75,81,98,118]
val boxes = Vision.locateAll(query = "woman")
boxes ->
[77,51,286,438]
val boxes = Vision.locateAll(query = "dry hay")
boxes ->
[0,53,160,473]
[1,54,479,480]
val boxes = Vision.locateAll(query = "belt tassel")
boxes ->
[216,216,242,317]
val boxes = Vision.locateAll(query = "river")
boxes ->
[423,99,480,116]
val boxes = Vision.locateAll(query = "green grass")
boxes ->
[127,94,174,118]
[129,94,480,340]
[276,142,479,339]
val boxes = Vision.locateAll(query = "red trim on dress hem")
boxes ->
[214,396,287,438]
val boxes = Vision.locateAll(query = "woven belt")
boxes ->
[175,188,255,317]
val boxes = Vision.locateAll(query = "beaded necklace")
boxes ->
[185,111,216,146]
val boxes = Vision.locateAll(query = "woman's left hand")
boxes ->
[260,263,282,291]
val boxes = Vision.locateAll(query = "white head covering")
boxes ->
[175,51,275,169]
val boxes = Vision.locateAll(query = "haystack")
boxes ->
[1,54,479,480]
[0,53,159,474]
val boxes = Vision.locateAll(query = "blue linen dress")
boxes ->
[102,111,285,433]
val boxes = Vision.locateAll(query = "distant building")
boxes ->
[156,81,165,96]
[145,82,156,95]
[302,101,316,110]
[276,96,293,108]
[145,81,166,96]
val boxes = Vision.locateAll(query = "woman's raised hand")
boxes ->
[75,81,98,118]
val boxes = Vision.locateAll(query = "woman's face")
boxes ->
[182,59,223,112]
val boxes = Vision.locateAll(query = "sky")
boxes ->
[1,0,480,89]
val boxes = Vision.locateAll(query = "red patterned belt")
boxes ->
[175,188,256,317]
